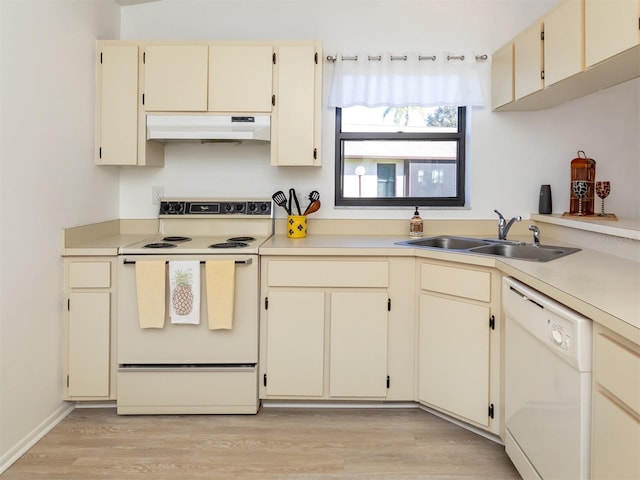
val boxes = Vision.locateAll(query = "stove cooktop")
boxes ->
[120,198,274,255]
[121,234,267,255]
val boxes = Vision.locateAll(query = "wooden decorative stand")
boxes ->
[562,213,618,221]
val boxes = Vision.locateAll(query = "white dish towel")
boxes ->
[169,261,200,324]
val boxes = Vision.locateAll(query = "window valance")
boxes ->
[327,51,489,108]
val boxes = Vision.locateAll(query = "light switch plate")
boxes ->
[151,186,164,205]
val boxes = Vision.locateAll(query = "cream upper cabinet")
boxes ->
[143,45,209,112]
[208,45,273,112]
[591,323,640,479]
[271,43,322,166]
[417,261,501,435]
[96,41,164,168]
[514,21,544,100]
[544,0,584,87]
[64,259,116,400]
[586,0,640,67]
[491,42,514,109]
[96,40,322,166]
[492,0,639,110]
[96,44,138,166]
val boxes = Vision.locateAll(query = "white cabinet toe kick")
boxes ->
[117,364,259,415]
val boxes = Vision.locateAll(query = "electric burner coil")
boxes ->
[143,242,178,249]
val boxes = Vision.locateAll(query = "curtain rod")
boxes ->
[326,54,488,62]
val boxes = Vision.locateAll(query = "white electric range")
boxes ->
[116,198,273,415]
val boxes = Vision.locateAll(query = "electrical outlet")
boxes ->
[152,186,164,205]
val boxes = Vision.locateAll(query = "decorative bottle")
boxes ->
[409,207,423,237]
[570,151,596,216]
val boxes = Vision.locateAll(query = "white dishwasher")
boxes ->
[503,277,593,480]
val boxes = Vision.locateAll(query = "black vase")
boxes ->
[539,185,552,214]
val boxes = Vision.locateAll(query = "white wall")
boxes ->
[119,0,639,221]
[0,0,120,468]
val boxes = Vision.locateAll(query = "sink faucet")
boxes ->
[529,225,540,247]
[494,209,522,240]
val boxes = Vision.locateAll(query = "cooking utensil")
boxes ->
[303,190,320,215]
[272,190,290,215]
[303,199,321,215]
[289,188,301,216]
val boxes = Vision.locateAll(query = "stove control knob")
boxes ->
[248,202,257,212]
[174,202,185,214]
[224,203,233,213]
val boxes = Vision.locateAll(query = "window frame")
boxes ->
[334,106,467,208]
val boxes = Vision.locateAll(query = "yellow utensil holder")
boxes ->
[287,215,307,238]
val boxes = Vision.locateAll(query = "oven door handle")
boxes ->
[122,258,252,266]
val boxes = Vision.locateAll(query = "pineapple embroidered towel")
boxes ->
[169,261,200,324]
[135,261,166,329]
[205,260,235,330]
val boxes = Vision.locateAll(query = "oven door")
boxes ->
[117,254,258,365]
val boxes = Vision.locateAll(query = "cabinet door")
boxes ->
[265,290,325,396]
[67,292,110,397]
[592,391,640,479]
[514,21,544,99]
[329,291,388,398]
[586,0,640,67]
[419,293,490,426]
[491,43,514,109]
[271,44,321,166]
[544,0,584,86]
[209,45,273,112]
[97,45,139,165]
[143,45,208,111]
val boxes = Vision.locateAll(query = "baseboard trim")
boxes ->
[0,402,75,475]
[417,404,504,445]
[261,400,419,409]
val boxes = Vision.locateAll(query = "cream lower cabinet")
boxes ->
[63,258,116,400]
[417,260,501,435]
[262,290,325,396]
[591,323,640,479]
[260,257,414,400]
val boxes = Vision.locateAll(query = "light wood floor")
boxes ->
[3,407,521,479]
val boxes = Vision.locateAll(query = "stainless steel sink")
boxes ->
[402,236,489,250]
[395,235,580,262]
[469,243,581,262]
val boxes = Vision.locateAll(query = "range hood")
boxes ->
[146,114,271,142]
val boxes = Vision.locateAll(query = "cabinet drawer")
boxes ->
[69,262,111,288]
[595,334,640,415]
[268,261,388,288]
[117,367,258,414]
[420,263,490,302]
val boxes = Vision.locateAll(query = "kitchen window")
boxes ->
[335,105,466,207]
